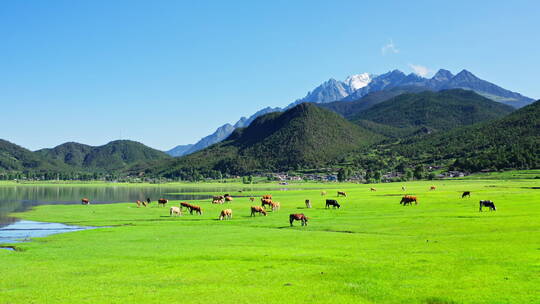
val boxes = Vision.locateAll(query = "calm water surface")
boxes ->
[0,184,297,246]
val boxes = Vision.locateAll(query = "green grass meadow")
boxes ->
[1,179,539,303]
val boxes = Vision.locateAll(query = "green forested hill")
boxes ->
[394,100,540,171]
[0,139,65,173]
[350,89,514,134]
[36,140,171,171]
[140,103,383,177]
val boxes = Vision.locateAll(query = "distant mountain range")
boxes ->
[147,103,382,176]
[166,68,535,157]
[145,89,523,177]
[1,88,537,177]
[0,140,170,176]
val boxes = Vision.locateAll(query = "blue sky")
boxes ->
[1,0,538,150]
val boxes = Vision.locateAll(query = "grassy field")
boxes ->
[1,179,539,304]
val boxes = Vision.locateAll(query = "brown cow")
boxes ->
[370,188,377,192]
[430,186,436,191]
[289,214,308,226]
[225,196,233,202]
[337,191,347,197]
[187,204,202,215]
[136,200,141,208]
[305,199,312,208]
[158,198,168,207]
[81,198,90,205]
[262,194,272,200]
[249,197,255,202]
[219,209,233,220]
[261,198,273,208]
[400,195,418,205]
[251,206,267,216]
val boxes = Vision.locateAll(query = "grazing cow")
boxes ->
[261,198,273,208]
[326,199,340,209]
[262,194,272,200]
[136,200,142,208]
[158,198,168,207]
[224,194,230,198]
[225,196,233,202]
[212,198,224,204]
[289,213,308,226]
[187,204,203,215]
[146,197,151,205]
[81,198,90,205]
[430,186,436,191]
[170,206,182,216]
[180,202,191,210]
[219,209,233,220]
[462,191,471,198]
[213,195,224,201]
[479,200,496,212]
[321,191,327,196]
[305,199,312,208]
[270,201,280,211]
[337,191,347,197]
[142,200,148,207]
[249,197,255,202]
[250,206,267,216]
[400,195,418,206]
[370,188,377,192]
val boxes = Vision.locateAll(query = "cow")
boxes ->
[262,194,272,200]
[289,213,308,226]
[81,198,90,205]
[462,191,471,198]
[321,191,327,196]
[326,199,340,209]
[142,200,148,207]
[225,196,233,202]
[158,198,168,207]
[270,201,280,211]
[136,200,141,208]
[170,206,182,216]
[250,206,267,216]
[337,191,347,197]
[213,195,224,201]
[305,199,312,208]
[370,188,377,192]
[249,197,255,202]
[187,204,203,215]
[212,198,224,204]
[261,198,273,209]
[479,200,496,212]
[180,202,191,210]
[400,195,418,206]
[146,197,151,205]
[219,209,233,220]
[430,186,436,191]
[402,186,406,191]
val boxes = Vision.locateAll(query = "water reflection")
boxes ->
[0,184,294,227]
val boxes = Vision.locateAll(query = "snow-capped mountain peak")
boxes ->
[344,73,372,90]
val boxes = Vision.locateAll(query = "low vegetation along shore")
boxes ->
[1,178,539,303]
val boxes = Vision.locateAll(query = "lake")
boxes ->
[0,183,297,246]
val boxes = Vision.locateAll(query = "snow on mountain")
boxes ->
[344,73,372,90]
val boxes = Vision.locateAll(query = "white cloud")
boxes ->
[408,64,430,77]
[381,39,399,55]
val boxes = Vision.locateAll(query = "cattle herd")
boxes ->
[80,186,497,227]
